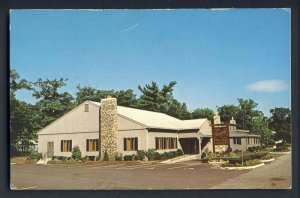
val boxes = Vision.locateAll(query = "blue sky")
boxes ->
[10,9,291,116]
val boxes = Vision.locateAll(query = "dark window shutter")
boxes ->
[96,139,99,151]
[61,140,63,152]
[86,139,89,151]
[124,138,127,151]
[155,138,158,149]
[70,140,72,151]
[135,138,138,151]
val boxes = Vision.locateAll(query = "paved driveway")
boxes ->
[11,160,249,190]
[211,153,292,189]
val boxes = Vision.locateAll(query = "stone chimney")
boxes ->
[100,97,118,160]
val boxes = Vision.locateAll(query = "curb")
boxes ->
[219,163,265,170]
[269,151,291,155]
[261,158,275,163]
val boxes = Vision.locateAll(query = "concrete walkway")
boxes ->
[211,153,292,189]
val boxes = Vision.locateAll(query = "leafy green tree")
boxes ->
[10,69,36,155]
[166,99,191,120]
[217,105,240,123]
[269,107,291,133]
[252,113,274,145]
[71,145,82,161]
[191,108,214,120]
[33,78,75,127]
[237,98,260,130]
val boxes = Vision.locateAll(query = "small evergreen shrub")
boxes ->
[27,150,42,160]
[114,152,123,161]
[145,149,157,161]
[137,150,146,160]
[154,152,160,160]
[160,152,169,160]
[168,151,178,159]
[226,147,232,152]
[176,149,184,156]
[96,155,101,161]
[71,146,82,161]
[123,155,133,161]
[103,151,109,161]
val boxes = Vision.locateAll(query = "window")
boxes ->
[61,140,72,152]
[84,104,89,112]
[124,138,138,151]
[155,137,177,150]
[233,138,241,145]
[86,139,99,151]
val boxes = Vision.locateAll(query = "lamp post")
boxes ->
[241,146,244,167]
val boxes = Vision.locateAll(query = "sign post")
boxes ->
[212,123,230,153]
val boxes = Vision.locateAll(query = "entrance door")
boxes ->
[47,142,54,158]
[179,138,199,154]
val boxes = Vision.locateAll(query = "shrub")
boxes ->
[201,152,207,159]
[114,152,123,161]
[71,146,82,161]
[160,152,169,160]
[208,152,217,159]
[176,149,184,156]
[103,151,109,161]
[247,147,255,152]
[168,151,178,159]
[227,147,232,152]
[154,152,160,160]
[137,150,146,161]
[145,149,157,161]
[229,152,237,158]
[261,154,273,160]
[52,156,58,161]
[67,157,72,161]
[27,150,42,160]
[123,155,133,161]
[201,157,209,163]
[244,159,262,166]
[96,155,101,161]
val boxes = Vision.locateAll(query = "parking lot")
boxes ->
[10,160,249,190]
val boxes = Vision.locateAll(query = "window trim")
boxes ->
[61,140,72,152]
[86,139,100,152]
[124,137,138,151]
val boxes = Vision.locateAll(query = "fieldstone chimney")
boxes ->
[100,97,118,160]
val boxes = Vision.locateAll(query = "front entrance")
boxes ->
[47,142,54,158]
[179,138,199,154]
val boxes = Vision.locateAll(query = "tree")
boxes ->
[166,99,191,120]
[191,108,214,120]
[137,81,177,112]
[237,98,260,130]
[33,78,75,127]
[217,105,240,124]
[10,69,35,155]
[252,113,274,145]
[269,107,291,133]
[75,85,137,107]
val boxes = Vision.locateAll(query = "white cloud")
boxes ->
[121,23,139,33]
[246,80,288,93]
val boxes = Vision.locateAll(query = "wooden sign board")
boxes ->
[212,124,230,152]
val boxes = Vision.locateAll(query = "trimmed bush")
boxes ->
[176,149,184,156]
[67,157,72,161]
[226,147,232,152]
[137,150,146,161]
[96,155,101,161]
[154,152,160,160]
[52,156,58,160]
[145,149,157,161]
[27,150,42,160]
[247,147,255,152]
[160,152,169,160]
[114,152,123,161]
[123,155,133,161]
[71,145,82,161]
[168,151,178,159]
[103,151,109,161]
[244,159,262,166]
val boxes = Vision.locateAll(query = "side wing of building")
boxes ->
[38,102,100,157]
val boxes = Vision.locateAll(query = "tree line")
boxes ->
[10,69,291,155]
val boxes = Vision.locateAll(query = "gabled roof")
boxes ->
[89,101,207,130]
